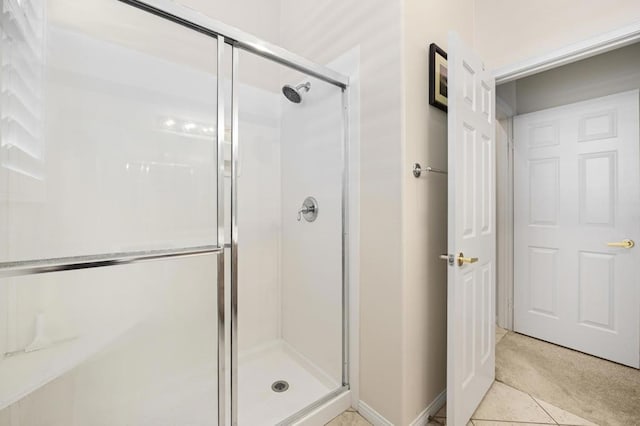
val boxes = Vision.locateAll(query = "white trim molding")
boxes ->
[492,19,640,332]
[495,117,514,331]
[358,401,394,426]
[358,389,446,426]
[409,389,447,426]
[493,21,640,84]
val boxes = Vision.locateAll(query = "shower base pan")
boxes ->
[238,340,340,425]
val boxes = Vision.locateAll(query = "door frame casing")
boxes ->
[495,114,514,330]
[494,22,640,85]
[494,21,640,330]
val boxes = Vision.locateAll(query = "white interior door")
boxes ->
[514,90,640,368]
[447,32,496,426]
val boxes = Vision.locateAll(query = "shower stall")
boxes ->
[0,0,351,424]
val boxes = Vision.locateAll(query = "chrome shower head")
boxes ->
[282,82,311,103]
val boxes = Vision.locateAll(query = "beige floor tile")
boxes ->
[496,331,640,425]
[473,421,555,426]
[534,398,597,426]
[434,404,446,418]
[325,409,372,426]
[496,326,508,344]
[472,382,555,424]
[429,417,524,425]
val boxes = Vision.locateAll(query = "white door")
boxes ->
[447,32,496,426]
[514,90,640,368]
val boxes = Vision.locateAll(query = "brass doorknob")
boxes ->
[607,239,634,249]
[457,252,479,267]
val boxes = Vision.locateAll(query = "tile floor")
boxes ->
[429,381,597,426]
[495,326,508,345]
[325,327,598,426]
[326,408,371,426]
[495,327,639,425]
[325,381,597,426]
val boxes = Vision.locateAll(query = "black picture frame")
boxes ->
[429,43,448,113]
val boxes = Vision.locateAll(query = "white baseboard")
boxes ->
[358,401,394,426]
[358,390,446,426]
[409,389,446,426]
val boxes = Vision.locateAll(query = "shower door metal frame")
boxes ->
[115,1,352,425]
[227,52,351,426]
[0,0,351,423]
[117,0,348,89]
[216,35,227,426]
[229,50,351,426]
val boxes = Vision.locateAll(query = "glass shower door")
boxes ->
[0,0,222,424]
[233,48,346,426]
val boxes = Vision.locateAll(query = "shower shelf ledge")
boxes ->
[0,321,137,411]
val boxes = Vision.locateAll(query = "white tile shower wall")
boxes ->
[6,10,282,351]
[0,13,225,418]
[0,3,283,423]
[1,3,220,354]
[0,256,220,425]
[279,75,344,385]
[48,0,282,92]
[236,80,283,352]
[181,0,282,84]
[0,286,6,360]
[6,23,219,261]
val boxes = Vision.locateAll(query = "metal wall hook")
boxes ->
[413,163,447,178]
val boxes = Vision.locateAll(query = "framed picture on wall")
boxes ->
[429,43,448,112]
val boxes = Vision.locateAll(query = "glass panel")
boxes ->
[0,0,219,262]
[235,49,344,425]
[0,254,219,425]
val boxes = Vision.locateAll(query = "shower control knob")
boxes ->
[297,197,318,222]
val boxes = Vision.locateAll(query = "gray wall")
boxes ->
[513,42,640,114]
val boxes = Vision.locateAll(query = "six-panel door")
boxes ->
[447,32,496,426]
[514,90,640,368]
